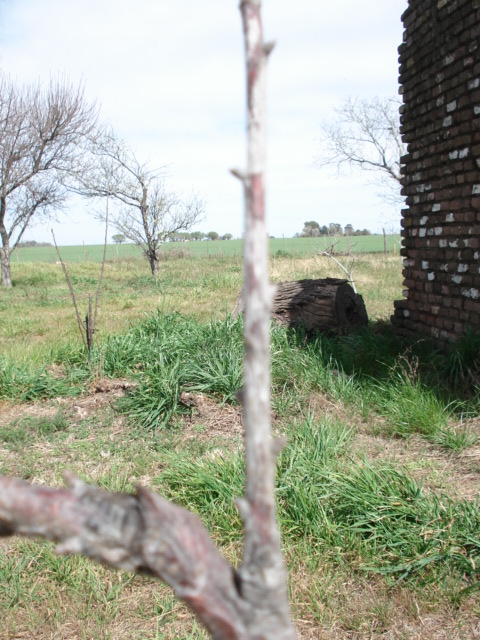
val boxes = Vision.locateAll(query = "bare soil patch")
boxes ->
[0,401,59,428]
[177,391,244,446]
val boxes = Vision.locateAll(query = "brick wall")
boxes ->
[392,0,480,344]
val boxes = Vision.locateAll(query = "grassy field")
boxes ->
[12,234,402,263]
[1,251,402,360]
[0,251,479,639]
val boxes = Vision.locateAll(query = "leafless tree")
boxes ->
[0,71,98,287]
[316,96,406,206]
[74,130,204,277]
[0,2,297,638]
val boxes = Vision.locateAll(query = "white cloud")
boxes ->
[0,0,407,244]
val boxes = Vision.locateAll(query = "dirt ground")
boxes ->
[1,384,479,639]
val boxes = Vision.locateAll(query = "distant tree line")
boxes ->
[168,231,234,242]
[17,240,53,248]
[111,230,235,244]
[299,221,371,238]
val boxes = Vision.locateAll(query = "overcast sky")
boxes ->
[0,0,408,245]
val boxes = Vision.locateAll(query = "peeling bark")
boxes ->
[0,2,297,638]
[0,475,247,639]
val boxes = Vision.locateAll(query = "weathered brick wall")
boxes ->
[392,0,480,344]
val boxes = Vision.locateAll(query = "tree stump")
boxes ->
[234,278,368,333]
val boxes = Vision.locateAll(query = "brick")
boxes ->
[396,0,480,343]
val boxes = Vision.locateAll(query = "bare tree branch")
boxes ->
[0,474,248,639]
[321,240,358,294]
[316,96,405,206]
[0,70,98,287]
[51,229,89,353]
[231,3,294,635]
[51,196,109,357]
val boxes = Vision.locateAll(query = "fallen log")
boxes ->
[234,278,368,333]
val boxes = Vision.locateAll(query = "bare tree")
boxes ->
[74,130,204,276]
[316,96,406,206]
[0,71,98,287]
[0,2,297,638]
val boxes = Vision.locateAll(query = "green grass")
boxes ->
[1,251,479,639]
[12,234,402,263]
[0,411,69,449]
[0,359,84,402]
[1,310,476,437]
[316,460,480,586]
[1,251,404,361]
[155,415,480,587]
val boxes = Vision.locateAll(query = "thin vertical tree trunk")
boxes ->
[0,245,12,288]
[232,2,296,637]
[150,255,159,277]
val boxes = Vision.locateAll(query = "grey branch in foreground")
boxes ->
[0,471,295,639]
[0,474,246,638]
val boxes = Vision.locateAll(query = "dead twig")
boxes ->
[51,198,109,357]
[321,240,358,294]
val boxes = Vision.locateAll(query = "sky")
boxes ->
[0,0,408,245]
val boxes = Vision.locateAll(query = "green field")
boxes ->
[13,234,402,263]
[1,250,479,640]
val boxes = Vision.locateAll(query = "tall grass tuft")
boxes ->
[0,358,83,401]
[276,416,355,539]
[440,328,480,395]
[156,448,245,542]
[372,359,454,437]
[153,414,480,587]
[117,354,187,430]
[112,313,244,429]
[319,459,480,586]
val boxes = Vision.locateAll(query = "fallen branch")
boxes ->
[0,473,250,638]
[321,240,358,294]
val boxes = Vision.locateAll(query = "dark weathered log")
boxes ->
[235,277,368,332]
[272,277,368,332]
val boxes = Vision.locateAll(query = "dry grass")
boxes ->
[1,252,403,359]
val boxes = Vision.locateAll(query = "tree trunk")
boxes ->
[234,277,368,333]
[0,246,12,288]
[148,253,159,277]
[272,278,368,332]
